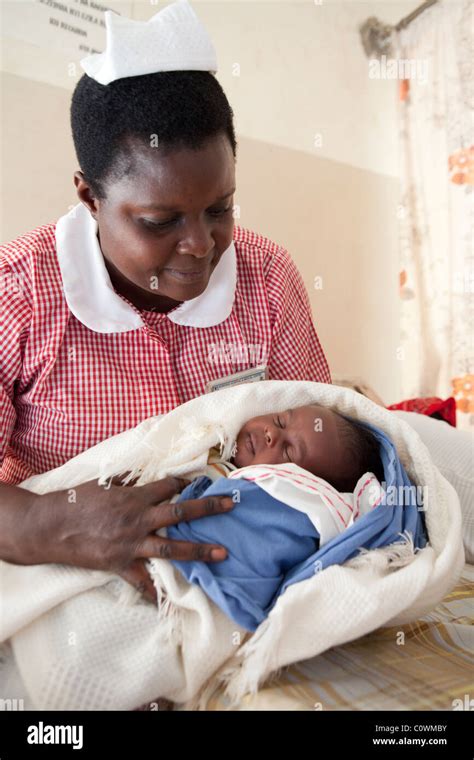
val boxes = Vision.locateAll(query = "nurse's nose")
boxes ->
[177,221,214,259]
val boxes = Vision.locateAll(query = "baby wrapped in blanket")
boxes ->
[164,403,427,632]
[3,380,460,711]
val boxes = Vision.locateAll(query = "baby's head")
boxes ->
[231,404,384,492]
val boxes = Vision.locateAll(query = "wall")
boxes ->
[0,0,422,402]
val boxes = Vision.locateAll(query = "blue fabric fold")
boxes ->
[167,420,428,632]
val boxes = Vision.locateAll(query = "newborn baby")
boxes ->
[228,404,384,491]
[163,402,427,632]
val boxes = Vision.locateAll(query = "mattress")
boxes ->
[203,563,473,711]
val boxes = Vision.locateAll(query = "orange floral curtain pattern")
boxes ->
[395,0,474,429]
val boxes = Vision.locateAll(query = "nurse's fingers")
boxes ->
[137,535,228,563]
[146,495,235,530]
[108,473,190,491]
[108,471,141,487]
[138,476,193,503]
[118,559,157,603]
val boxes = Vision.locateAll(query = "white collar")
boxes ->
[55,202,237,333]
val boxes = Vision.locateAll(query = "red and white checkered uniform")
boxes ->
[1,219,331,485]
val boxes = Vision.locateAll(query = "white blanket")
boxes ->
[0,381,465,710]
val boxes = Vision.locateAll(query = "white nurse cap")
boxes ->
[80,0,218,85]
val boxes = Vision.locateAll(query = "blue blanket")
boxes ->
[168,420,427,632]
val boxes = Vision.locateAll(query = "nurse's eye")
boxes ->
[208,205,233,218]
[141,206,231,230]
[141,217,177,230]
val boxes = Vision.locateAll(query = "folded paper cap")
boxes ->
[80,0,218,85]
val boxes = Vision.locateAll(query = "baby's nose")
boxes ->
[264,426,277,447]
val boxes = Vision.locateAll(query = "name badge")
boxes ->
[205,365,268,393]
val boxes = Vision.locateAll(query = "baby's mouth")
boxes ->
[246,432,255,455]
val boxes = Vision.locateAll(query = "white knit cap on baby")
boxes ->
[80,0,218,85]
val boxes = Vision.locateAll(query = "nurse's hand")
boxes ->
[20,476,234,600]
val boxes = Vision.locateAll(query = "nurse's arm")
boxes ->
[0,477,233,572]
[0,481,40,564]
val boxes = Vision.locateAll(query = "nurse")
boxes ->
[0,1,330,599]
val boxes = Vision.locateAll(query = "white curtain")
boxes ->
[395,0,474,429]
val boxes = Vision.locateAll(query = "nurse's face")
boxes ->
[74,132,236,306]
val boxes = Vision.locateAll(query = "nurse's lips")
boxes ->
[163,267,208,283]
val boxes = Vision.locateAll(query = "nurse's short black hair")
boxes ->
[70,70,237,199]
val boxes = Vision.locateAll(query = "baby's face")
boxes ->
[232,404,347,481]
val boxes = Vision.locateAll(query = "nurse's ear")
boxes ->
[73,170,101,218]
